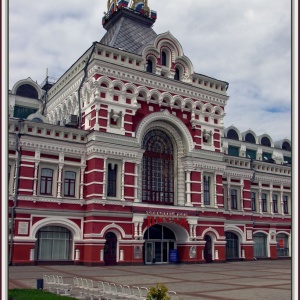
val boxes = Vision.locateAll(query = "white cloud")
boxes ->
[8,0,292,141]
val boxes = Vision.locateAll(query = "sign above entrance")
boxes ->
[147,216,189,230]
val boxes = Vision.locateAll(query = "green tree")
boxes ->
[146,283,171,300]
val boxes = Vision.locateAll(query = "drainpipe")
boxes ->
[9,120,23,265]
[77,42,97,129]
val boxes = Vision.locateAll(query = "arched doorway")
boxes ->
[253,233,267,258]
[276,233,289,257]
[35,226,72,261]
[225,232,239,260]
[104,232,117,265]
[143,224,176,264]
[204,235,213,263]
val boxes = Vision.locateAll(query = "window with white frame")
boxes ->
[272,194,278,213]
[251,192,256,211]
[203,175,211,205]
[40,168,54,195]
[261,193,268,212]
[283,195,289,214]
[106,159,121,198]
[230,189,238,209]
[63,171,76,197]
[38,164,57,197]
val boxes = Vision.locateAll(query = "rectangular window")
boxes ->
[246,149,256,160]
[203,176,210,205]
[228,146,239,157]
[231,189,237,209]
[251,192,256,211]
[272,194,278,213]
[107,163,118,197]
[64,171,76,197]
[283,195,288,214]
[261,193,267,212]
[40,168,53,195]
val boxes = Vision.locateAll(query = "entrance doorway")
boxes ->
[204,235,213,263]
[225,232,239,259]
[144,224,176,264]
[104,232,117,265]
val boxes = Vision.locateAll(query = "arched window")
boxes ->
[161,51,167,66]
[107,163,118,197]
[282,141,291,151]
[142,130,174,205]
[146,59,153,73]
[245,133,256,144]
[174,68,180,80]
[40,168,53,195]
[35,226,72,260]
[261,137,271,147]
[227,129,239,140]
[64,171,76,197]
[16,84,39,99]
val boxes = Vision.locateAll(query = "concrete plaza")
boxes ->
[8,260,292,300]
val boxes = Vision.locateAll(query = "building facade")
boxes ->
[8,0,291,266]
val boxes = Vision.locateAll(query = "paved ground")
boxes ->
[8,260,292,300]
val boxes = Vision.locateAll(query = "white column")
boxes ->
[193,225,196,238]
[33,162,39,196]
[240,180,244,211]
[94,106,100,131]
[134,163,140,202]
[280,185,284,215]
[134,223,138,238]
[258,182,262,213]
[214,173,218,208]
[13,158,18,195]
[214,249,219,260]
[227,179,231,210]
[185,171,192,206]
[75,249,80,261]
[138,222,143,237]
[102,158,107,200]
[79,167,85,199]
[241,249,245,258]
[30,249,35,261]
[120,250,124,261]
[100,249,104,261]
[270,184,273,214]
[57,164,63,198]
[121,160,125,201]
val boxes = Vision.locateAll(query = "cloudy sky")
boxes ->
[8,0,293,141]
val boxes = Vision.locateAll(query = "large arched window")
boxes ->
[16,84,38,99]
[142,130,174,205]
[245,133,256,144]
[35,226,72,260]
[261,137,271,147]
[276,233,289,257]
[227,129,239,140]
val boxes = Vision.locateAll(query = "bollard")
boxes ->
[36,278,44,290]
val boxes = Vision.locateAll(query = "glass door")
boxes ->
[145,242,153,264]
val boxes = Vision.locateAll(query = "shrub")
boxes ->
[146,283,171,300]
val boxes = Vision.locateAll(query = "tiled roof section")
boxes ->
[100,8,157,55]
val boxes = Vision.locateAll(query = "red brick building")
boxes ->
[8,0,291,265]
